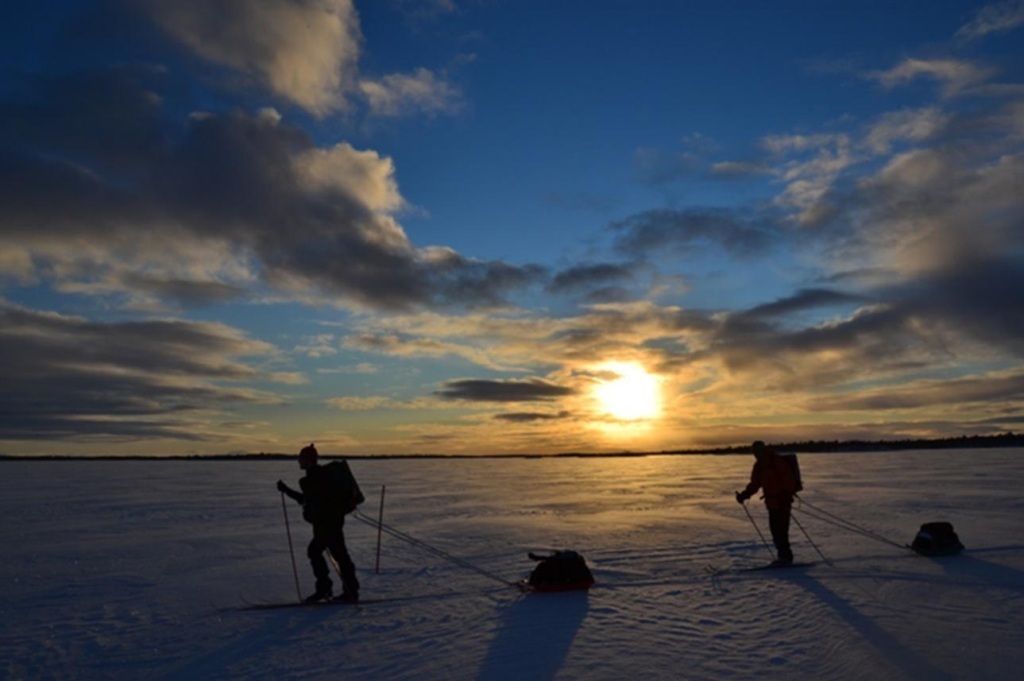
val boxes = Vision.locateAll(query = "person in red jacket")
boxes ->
[735,440,802,566]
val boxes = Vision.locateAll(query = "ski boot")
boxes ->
[304,582,333,603]
[333,591,359,604]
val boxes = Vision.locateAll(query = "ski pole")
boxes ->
[281,491,302,602]
[738,493,775,560]
[375,485,386,575]
[792,511,832,566]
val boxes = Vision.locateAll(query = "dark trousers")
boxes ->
[768,504,793,562]
[308,525,359,596]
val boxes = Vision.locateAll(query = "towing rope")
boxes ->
[351,510,521,589]
[794,496,909,551]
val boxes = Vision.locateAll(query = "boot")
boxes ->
[334,590,359,604]
[304,581,333,603]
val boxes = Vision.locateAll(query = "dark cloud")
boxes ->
[697,254,1024,391]
[546,263,635,294]
[423,252,547,309]
[610,207,780,260]
[741,288,868,321]
[119,274,248,306]
[0,303,281,441]
[809,370,1024,412]
[2,64,169,176]
[494,411,571,422]
[904,255,1024,357]
[435,378,575,402]
[0,66,542,310]
[707,301,940,387]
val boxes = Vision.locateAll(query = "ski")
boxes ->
[739,561,816,572]
[238,597,381,611]
[704,561,815,576]
[235,591,445,611]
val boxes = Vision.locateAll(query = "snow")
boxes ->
[3,449,1024,680]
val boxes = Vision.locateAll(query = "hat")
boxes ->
[298,443,318,465]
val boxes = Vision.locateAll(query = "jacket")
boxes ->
[742,449,801,510]
[299,464,347,530]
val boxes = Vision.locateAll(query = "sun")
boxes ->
[593,362,662,421]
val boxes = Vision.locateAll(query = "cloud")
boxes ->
[434,378,576,402]
[808,369,1024,412]
[546,263,635,295]
[137,0,363,116]
[741,289,868,322]
[772,135,856,224]
[956,1,1024,40]
[864,107,948,155]
[328,396,386,410]
[343,332,514,370]
[135,1,464,120]
[610,208,779,259]
[710,161,772,179]
[358,68,463,117]
[866,58,996,97]
[0,303,285,441]
[494,411,571,422]
[0,71,540,311]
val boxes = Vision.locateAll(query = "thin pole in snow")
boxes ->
[281,491,302,602]
[738,493,776,560]
[375,485,386,574]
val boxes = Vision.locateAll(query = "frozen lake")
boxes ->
[3,449,1023,680]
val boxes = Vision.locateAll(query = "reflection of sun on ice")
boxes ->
[593,362,661,421]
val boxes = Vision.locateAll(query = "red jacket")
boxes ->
[743,450,801,510]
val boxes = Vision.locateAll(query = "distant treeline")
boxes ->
[2,432,1023,460]
[663,431,1024,455]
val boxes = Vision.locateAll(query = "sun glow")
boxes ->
[593,362,662,421]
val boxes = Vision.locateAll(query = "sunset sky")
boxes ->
[2,1,1023,456]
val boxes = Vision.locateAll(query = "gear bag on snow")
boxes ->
[910,521,964,556]
[526,550,594,592]
[324,460,365,514]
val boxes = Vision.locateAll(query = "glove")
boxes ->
[735,491,749,504]
[276,480,288,493]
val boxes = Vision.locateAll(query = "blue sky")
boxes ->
[1,1,1023,455]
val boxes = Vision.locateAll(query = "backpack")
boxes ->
[778,452,803,493]
[910,521,964,556]
[526,550,595,592]
[323,460,366,514]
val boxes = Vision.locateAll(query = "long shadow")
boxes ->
[476,591,589,681]
[934,551,1024,591]
[157,607,339,680]
[791,575,955,681]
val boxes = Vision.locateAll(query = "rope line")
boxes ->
[352,510,520,588]
[794,497,908,550]
[791,512,832,565]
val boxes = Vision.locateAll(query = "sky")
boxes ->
[1,0,1023,456]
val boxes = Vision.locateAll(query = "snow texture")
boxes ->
[3,449,1023,680]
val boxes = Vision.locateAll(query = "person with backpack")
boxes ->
[277,443,361,602]
[735,440,802,566]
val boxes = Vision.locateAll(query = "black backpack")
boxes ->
[323,460,366,514]
[527,550,594,591]
[910,521,964,556]
[779,452,803,493]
